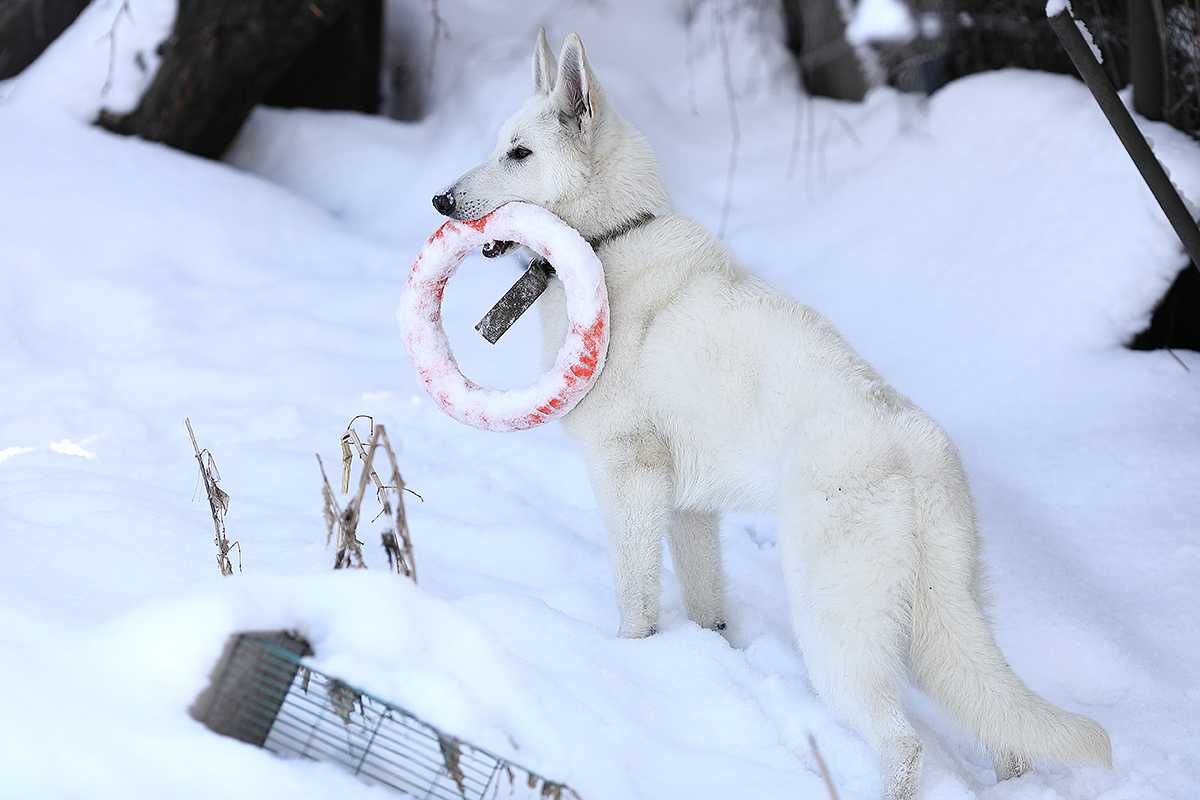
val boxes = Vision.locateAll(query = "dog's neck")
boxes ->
[588,211,656,250]
[553,111,671,242]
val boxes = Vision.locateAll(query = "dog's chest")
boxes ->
[536,272,663,438]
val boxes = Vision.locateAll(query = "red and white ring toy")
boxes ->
[399,202,609,431]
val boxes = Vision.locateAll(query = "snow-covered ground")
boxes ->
[2,2,1198,798]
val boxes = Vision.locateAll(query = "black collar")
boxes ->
[586,211,656,251]
[476,212,655,344]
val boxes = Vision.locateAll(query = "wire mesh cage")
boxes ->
[190,631,578,800]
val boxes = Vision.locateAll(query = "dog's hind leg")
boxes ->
[668,510,725,631]
[779,473,923,800]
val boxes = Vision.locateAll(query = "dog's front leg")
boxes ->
[589,435,673,638]
[669,511,725,632]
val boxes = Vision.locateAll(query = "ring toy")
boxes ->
[399,202,609,431]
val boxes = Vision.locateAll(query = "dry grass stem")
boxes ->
[317,451,365,570]
[316,427,366,569]
[185,418,240,576]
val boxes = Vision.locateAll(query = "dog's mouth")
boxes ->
[432,193,518,257]
[431,186,505,224]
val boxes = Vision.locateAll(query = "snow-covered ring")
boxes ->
[399,202,609,432]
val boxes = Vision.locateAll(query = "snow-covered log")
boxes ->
[96,0,362,158]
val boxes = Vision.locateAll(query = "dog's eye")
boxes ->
[507,146,532,161]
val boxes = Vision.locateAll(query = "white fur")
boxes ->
[437,31,1112,799]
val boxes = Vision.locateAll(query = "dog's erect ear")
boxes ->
[552,33,600,134]
[532,28,557,96]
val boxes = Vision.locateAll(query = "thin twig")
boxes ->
[683,0,700,116]
[808,733,841,800]
[715,0,740,238]
[426,0,448,97]
[98,0,134,96]
[787,80,807,180]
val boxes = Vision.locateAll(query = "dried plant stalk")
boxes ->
[369,423,418,582]
[321,416,418,579]
[185,418,240,576]
[316,453,341,545]
[317,452,366,569]
[341,414,401,519]
[347,423,418,580]
[438,736,467,796]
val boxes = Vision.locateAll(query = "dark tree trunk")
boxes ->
[97,0,355,159]
[1130,2,1166,121]
[264,0,382,114]
[780,0,870,101]
[0,0,90,79]
[1129,262,1200,352]
[935,1,1128,89]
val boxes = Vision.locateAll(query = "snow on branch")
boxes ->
[846,0,916,46]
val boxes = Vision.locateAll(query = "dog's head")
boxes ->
[432,30,605,224]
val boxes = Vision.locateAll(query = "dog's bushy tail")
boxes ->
[910,481,1112,771]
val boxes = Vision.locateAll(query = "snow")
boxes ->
[8,0,175,120]
[1046,0,1070,17]
[400,203,608,431]
[846,0,918,45]
[1074,16,1104,64]
[2,2,1199,799]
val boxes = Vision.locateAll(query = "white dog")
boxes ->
[432,30,1111,799]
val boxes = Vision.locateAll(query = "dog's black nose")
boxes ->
[432,191,456,216]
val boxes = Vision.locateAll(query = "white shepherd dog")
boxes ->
[431,30,1111,799]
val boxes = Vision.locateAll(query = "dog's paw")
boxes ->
[618,621,657,639]
[481,240,516,258]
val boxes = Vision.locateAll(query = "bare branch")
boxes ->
[682,0,700,116]
[786,80,810,181]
